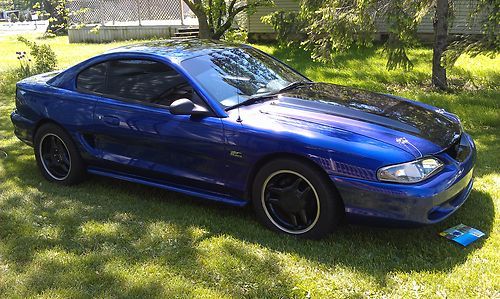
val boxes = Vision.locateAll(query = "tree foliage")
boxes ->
[444,0,499,66]
[261,11,305,45]
[0,0,37,10]
[183,0,273,39]
[9,12,18,22]
[263,0,499,89]
[33,0,70,36]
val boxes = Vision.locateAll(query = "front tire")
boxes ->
[252,158,342,239]
[34,123,86,185]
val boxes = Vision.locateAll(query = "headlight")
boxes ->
[377,157,444,183]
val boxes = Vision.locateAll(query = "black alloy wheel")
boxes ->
[252,158,342,239]
[34,123,86,185]
[39,133,71,180]
[262,170,320,234]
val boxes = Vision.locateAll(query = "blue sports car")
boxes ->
[11,40,476,238]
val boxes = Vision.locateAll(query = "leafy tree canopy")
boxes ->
[0,0,38,11]
[183,0,273,39]
[263,0,499,89]
[33,0,70,36]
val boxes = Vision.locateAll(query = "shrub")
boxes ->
[9,13,18,23]
[224,29,248,43]
[15,37,57,78]
[18,12,25,22]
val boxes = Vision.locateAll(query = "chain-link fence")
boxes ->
[69,0,197,26]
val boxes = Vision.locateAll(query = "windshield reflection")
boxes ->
[181,47,307,107]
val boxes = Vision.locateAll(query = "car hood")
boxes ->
[244,83,462,158]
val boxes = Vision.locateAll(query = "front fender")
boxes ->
[221,114,414,199]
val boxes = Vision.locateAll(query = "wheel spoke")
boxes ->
[291,177,303,189]
[59,163,69,173]
[298,209,308,225]
[44,141,55,156]
[298,186,312,200]
[50,136,57,149]
[44,158,54,168]
[266,197,281,205]
[267,184,285,195]
[61,153,70,165]
[42,153,52,162]
[289,214,298,227]
[55,138,66,153]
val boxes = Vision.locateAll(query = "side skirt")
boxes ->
[87,167,249,207]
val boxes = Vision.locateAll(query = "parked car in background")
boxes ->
[11,40,476,238]
[1,10,19,20]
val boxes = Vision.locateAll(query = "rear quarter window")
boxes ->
[76,62,107,93]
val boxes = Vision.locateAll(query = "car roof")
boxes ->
[105,39,246,62]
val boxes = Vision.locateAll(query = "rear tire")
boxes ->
[252,158,342,239]
[34,123,86,185]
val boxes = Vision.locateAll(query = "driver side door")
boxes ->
[80,59,229,195]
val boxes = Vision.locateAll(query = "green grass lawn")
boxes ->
[0,34,498,298]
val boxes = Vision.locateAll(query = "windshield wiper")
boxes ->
[225,81,311,111]
[225,93,275,111]
[276,81,311,93]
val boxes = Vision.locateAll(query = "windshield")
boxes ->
[181,47,308,107]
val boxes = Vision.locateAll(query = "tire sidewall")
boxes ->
[252,159,341,239]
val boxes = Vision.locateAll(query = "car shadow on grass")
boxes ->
[0,140,495,297]
[0,68,497,296]
[0,149,307,296]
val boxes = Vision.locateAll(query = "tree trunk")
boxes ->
[212,21,232,40]
[432,0,449,90]
[187,5,211,39]
[182,1,212,39]
[198,14,211,39]
[43,0,67,35]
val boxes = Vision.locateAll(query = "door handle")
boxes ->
[102,115,120,126]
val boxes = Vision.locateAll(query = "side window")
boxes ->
[106,59,194,107]
[76,62,107,94]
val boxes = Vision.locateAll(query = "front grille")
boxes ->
[444,134,470,162]
[445,136,460,158]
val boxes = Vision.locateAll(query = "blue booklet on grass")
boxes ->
[440,224,485,246]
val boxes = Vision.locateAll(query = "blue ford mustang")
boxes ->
[11,40,476,238]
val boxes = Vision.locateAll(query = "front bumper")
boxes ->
[331,133,476,226]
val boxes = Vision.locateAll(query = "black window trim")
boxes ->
[75,57,216,116]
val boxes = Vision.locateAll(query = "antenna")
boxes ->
[235,50,244,123]
[236,91,242,123]
[236,57,243,123]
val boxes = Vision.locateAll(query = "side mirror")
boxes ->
[169,98,210,116]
